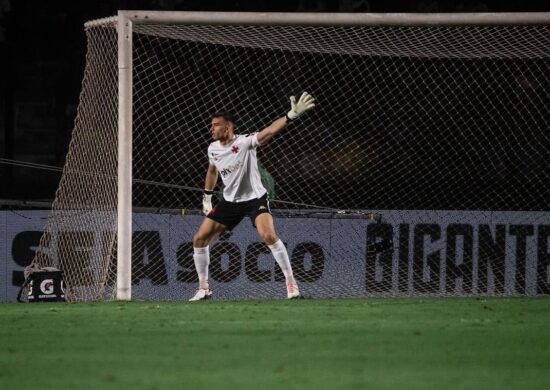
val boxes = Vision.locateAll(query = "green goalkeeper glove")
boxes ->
[286,92,316,121]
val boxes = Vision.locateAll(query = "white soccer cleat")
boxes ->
[189,288,212,301]
[286,281,300,299]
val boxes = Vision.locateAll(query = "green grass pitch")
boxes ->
[1,298,549,390]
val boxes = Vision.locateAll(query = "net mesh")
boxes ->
[32,16,550,301]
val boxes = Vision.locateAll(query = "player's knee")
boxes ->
[260,232,278,246]
[193,232,209,248]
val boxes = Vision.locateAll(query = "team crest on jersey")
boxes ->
[231,145,239,154]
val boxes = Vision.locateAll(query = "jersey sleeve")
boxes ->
[207,145,215,165]
[242,132,260,149]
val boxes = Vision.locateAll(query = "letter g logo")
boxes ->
[40,279,54,295]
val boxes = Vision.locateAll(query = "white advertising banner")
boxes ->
[1,210,549,301]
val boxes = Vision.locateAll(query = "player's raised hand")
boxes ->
[286,92,315,121]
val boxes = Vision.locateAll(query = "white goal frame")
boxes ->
[110,10,550,301]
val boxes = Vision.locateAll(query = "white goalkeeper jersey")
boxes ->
[208,133,267,202]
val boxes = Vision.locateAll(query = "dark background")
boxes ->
[1,0,549,202]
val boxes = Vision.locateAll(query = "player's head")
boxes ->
[210,111,235,141]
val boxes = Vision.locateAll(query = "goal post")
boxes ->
[31,11,550,301]
[117,13,133,301]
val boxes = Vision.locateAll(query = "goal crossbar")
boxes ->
[112,11,550,27]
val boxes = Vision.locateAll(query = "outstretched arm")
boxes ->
[256,116,288,146]
[256,92,315,146]
[202,163,218,215]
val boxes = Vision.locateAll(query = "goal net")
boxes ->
[31,12,550,301]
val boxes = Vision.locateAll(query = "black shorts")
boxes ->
[207,194,271,231]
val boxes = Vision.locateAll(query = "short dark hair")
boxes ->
[211,111,236,125]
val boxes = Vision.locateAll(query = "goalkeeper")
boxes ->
[190,92,315,301]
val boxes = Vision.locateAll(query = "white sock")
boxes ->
[193,246,210,289]
[268,239,294,281]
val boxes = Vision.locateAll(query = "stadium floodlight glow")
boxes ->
[30,11,550,301]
